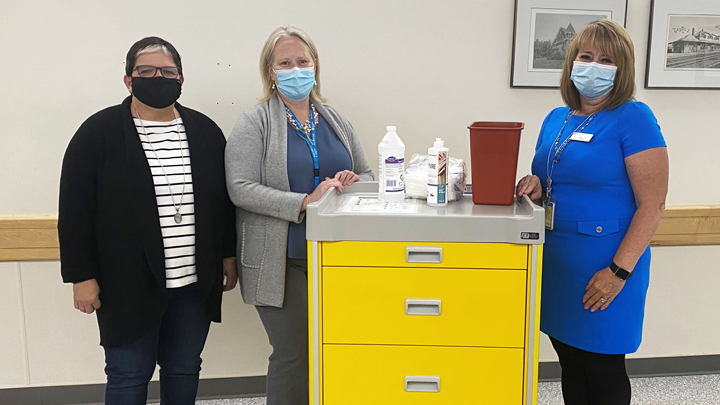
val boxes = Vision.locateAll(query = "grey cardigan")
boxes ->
[225,94,374,307]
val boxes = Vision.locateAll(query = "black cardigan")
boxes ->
[58,96,236,348]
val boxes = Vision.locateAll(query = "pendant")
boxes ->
[174,213,182,224]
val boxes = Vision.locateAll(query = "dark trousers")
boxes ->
[255,258,309,405]
[103,283,211,405]
[551,337,631,405]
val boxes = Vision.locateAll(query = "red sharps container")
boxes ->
[468,122,525,205]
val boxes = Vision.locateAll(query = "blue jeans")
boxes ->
[104,283,211,405]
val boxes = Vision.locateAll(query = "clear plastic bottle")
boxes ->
[377,126,406,202]
[427,138,449,207]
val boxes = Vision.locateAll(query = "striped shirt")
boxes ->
[134,117,197,289]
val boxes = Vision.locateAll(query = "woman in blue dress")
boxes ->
[516,20,668,405]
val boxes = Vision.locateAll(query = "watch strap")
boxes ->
[610,262,632,280]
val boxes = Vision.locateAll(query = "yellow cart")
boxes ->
[307,182,544,404]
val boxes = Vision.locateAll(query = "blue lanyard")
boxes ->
[285,105,319,187]
[544,111,596,199]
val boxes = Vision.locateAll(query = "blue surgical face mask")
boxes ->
[570,61,617,100]
[274,67,315,101]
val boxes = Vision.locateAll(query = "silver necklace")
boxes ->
[135,109,186,224]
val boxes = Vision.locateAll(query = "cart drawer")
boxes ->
[321,241,527,269]
[323,344,524,405]
[322,266,527,347]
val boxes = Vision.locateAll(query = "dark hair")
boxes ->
[125,37,182,77]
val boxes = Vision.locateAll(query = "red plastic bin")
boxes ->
[467,121,525,205]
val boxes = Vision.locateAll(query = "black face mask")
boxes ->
[131,77,182,109]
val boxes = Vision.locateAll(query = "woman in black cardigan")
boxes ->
[58,37,236,405]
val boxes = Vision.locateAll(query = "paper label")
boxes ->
[427,184,447,205]
[381,156,405,192]
[341,197,417,213]
[427,152,447,204]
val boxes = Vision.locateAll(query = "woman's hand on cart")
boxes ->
[516,175,543,204]
[333,170,360,186]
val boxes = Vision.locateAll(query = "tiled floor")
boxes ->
[193,374,720,405]
[536,374,720,405]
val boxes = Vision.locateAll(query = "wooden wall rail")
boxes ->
[1,206,719,261]
[651,206,720,246]
[0,217,60,261]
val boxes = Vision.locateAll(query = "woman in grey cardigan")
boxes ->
[225,25,373,405]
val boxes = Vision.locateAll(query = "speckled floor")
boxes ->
[536,374,720,405]
[191,374,720,404]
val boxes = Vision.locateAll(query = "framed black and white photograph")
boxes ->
[511,0,628,88]
[646,0,720,89]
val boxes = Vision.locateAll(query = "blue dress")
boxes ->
[531,101,666,354]
[286,112,352,260]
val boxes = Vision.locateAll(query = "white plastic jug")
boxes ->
[378,126,406,202]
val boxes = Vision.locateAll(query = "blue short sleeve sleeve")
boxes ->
[619,101,666,157]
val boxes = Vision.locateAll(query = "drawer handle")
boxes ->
[406,246,443,263]
[405,299,441,316]
[405,376,440,393]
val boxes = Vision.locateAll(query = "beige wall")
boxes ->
[539,245,720,362]
[0,0,718,389]
[1,0,719,214]
[2,247,718,387]
[0,261,271,388]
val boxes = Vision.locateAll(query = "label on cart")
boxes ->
[341,196,418,213]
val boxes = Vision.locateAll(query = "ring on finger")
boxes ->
[600,297,608,304]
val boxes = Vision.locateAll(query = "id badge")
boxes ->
[569,132,594,142]
[543,197,556,231]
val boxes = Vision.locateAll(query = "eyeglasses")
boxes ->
[133,65,181,79]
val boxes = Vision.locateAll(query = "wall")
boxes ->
[0,261,271,388]
[0,0,718,388]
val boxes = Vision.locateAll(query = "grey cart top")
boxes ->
[306,182,545,244]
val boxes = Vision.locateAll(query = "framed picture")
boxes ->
[646,0,720,89]
[511,0,628,88]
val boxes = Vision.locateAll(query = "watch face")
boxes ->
[611,263,631,280]
[617,268,631,280]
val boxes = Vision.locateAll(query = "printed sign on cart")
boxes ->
[341,196,418,214]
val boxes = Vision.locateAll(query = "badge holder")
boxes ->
[544,195,556,231]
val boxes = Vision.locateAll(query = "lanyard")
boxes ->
[285,105,320,187]
[544,110,596,200]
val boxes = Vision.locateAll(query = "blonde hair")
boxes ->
[559,19,635,111]
[259,25,326,103]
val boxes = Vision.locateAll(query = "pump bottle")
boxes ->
[427,138,448,207]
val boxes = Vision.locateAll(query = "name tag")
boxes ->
[570,132,593,142]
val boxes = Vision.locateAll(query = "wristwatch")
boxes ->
[610,262,633,280]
